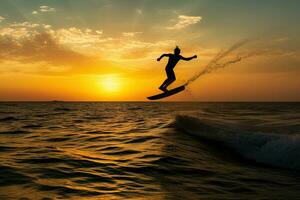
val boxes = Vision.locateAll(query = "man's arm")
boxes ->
[157,54,171,61]
[180,55,197,61]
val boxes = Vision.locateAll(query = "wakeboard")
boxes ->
[147,85,185,100]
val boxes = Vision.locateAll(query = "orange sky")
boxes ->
[0,0,299,101]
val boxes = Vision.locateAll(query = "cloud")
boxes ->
[0,22,47,39]
[0,32,86,65]
[43,24,52,29]
[40,6,56,12]
[0,23,110,55]
[167,15,202,30]
[122,32,142,37]
[0,27,33,39]
[32,5,56,15]
[11,21,40,28]
[0,21,176,70]
[0,16,5,22]
[0,26,119,74]
[118,40,175,60]
[52,27,104,45]
[274,37,289,43]
[137,9,143,15]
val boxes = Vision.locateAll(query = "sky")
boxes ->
[0,0,299,101]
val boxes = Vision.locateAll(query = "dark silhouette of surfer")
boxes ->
[157,46,197,92]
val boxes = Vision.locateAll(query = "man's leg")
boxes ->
[163,70,176,90]
[159,69,176,92]
[163,77,175,90]
[159,78,170,92]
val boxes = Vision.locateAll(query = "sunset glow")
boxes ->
[99,75,122,94]
[0,0,299,101]
[0,1,299,199]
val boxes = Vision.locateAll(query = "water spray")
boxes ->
[184,40,252,86]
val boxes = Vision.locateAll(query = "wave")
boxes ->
[0,130,29,135]
[0,116,19,122]
[175,115,300,170]
[54,107,72,111]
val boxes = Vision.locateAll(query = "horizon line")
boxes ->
[0,100,299,103]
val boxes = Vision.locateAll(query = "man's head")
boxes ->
[174,46,181,55]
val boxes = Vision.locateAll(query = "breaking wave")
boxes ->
[175,115,300,170]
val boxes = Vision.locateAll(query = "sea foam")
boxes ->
[175,115,300,170]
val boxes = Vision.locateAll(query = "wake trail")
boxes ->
[184,40,252,86]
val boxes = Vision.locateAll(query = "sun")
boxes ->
[99,74,122,94]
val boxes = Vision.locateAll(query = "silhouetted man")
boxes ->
[157,46,197,92]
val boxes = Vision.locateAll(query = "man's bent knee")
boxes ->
[169,77,175,83]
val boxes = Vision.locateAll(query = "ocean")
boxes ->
[0,102,299,200]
